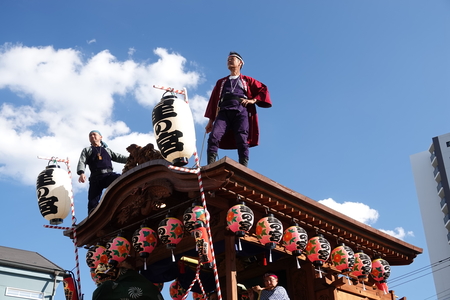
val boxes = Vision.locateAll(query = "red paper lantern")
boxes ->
[305,234,331,267]
[331,243,355,273]
[152,92,196,166]
[371,258,391,293]
[86,245,108,270]
[255,213,283,249]
[282,221,308,256]
[183,203,206,235]
[158,216,184,249]
[36,164,72,225]
[90,269,101,286]
[132,225,158,270]
[63,273,78,300]
[351,250,372,280]
[227,201,254,237]
[193,223,213,265]
[169,279,186,300]
[106,235,131,268]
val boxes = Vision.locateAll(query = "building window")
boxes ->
[446,141,450,147]
[5,287,44,300]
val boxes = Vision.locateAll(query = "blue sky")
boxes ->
[1,1,449,299]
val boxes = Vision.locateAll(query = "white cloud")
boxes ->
[319,198,379,225]
[0,43,207,188]
[318,198,414,241]
[87,39,96,44]
[379,227,414,240]
[128,47,136,57]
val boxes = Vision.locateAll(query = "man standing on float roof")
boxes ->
[77,130,128,214]
[204,52,272,167]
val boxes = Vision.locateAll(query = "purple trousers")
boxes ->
[207,109,249,159]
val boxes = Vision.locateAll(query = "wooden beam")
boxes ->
[225,234,238,300]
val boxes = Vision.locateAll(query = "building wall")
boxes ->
[411,147,450,299]
[0,266,63,300]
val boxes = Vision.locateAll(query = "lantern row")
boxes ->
[226,201,391,294]
[85,200,390,294]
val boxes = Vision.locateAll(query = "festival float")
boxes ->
[38,86,423,300]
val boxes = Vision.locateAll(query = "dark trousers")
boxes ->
[207,109,249,159]
[88,172,121,213]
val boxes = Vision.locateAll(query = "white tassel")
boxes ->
[296,257,301,269]
[269,249,272,263]
[238,238,242,251]
[171,249,175,263]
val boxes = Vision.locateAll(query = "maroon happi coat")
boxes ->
[204,75,272,149]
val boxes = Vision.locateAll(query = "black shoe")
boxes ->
[207,152,218,164]
[239,157,249,167]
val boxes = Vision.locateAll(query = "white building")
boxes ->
[410,133,450,299]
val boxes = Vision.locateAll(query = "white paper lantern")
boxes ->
[152,93,196,166]
[36,165,72,225]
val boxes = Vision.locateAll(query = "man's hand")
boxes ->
[205,119,214,133]
[78,173,86,183]
[241,98,258,107]
[252,285,264,293]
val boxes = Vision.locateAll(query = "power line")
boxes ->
[390,262,450,289]
[389,256,450,284]
[423,285,450,300]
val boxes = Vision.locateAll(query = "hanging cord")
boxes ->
[199,131,207,165]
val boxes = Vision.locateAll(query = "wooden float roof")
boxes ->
[73,157,422,266]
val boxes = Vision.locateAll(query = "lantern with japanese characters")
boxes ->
[158,214,184,262]
[183,202,206,235]
[371,257,391,294]
[305,234,331,278]
[169,279,186,300]
[227,200,254,251]
[282,220,308,269]
[256,213,283,263]
[106,235,131,268]
[86,245,108,271]
[331,243,355,274]
[227,201,254,237]
[36,164,72,225]
[351,250,372,281]
[63,273,78,300]
[90,269,101,286]
[193,222,213,266]
[132,225,158,270]
[282,221,308,256]
[152,92,196,166]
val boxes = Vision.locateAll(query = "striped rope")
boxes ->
[168,165,199,174]
[153,85,189,104]
[43,225,72,230]
[181,264,206,300]
[168,151,222,300]
[153,85,186,95]
[192,151,222,300]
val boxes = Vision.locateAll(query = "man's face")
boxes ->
[263,276,278,289]
[227,56,242,69]
[89,132,102,145]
